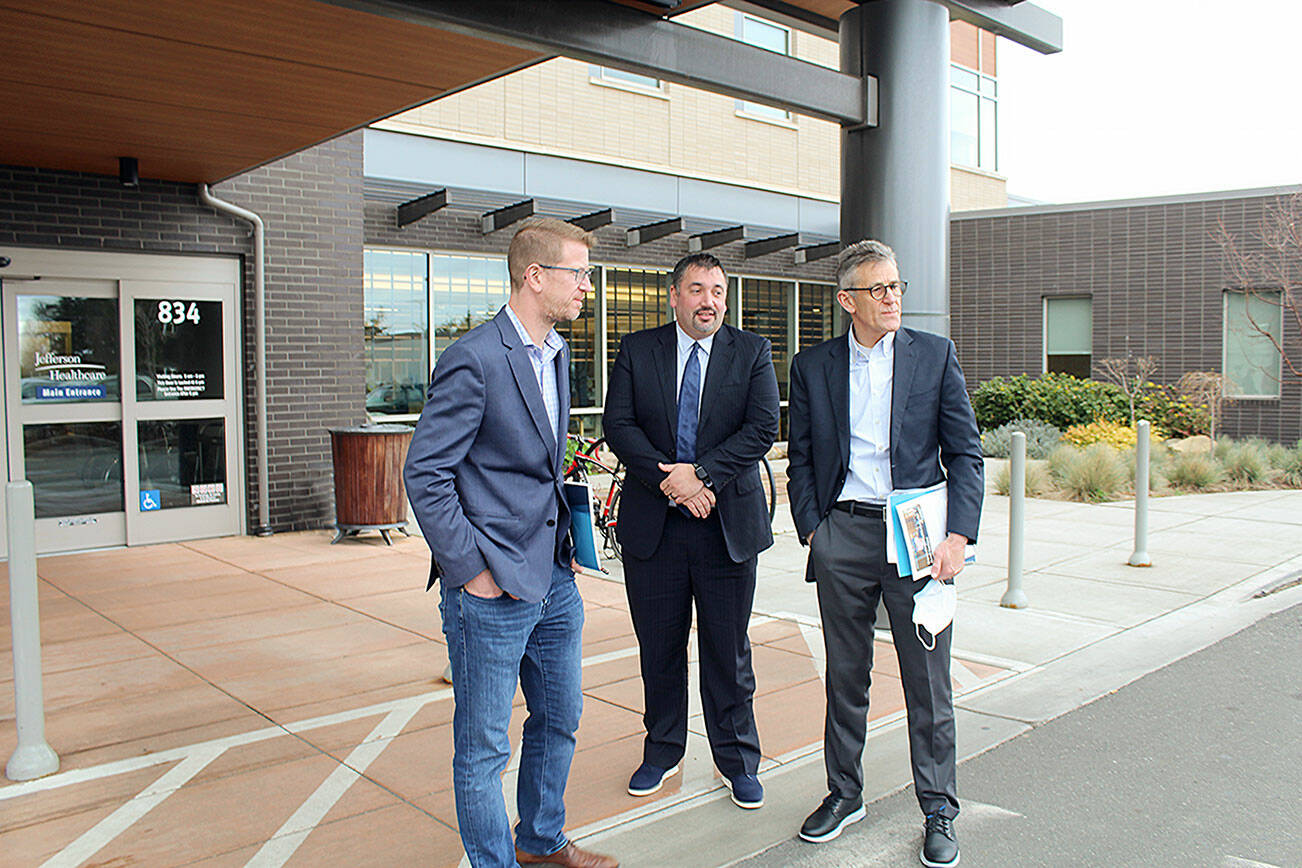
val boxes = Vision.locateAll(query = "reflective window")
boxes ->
[736,14,792,121]
[430,253,510,361]
[138,419,226,510]
[365,249,429,415]
[951,63,997,171]
[607,267,670,372]
[134,299,223,400]
[798,282,839,350]
[18,295,119,404]
[24,422,124,517]
[1044,296,1092,378]
[592,66,662,91]
[741,278,792,401]
[555,266,601,409]
[1223,290,1282,398]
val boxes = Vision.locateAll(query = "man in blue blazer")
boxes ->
[404,217,616,868]
[786,240,983,867]
[603,252,780,810]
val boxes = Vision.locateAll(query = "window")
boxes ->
[591,66,663,93]
[556,266,601,409]
[1044,296,1092,378]
[950,64,997,171]
[736,14,792,122]
[364,249,428,416]
[798,282,839,350]
[1223,290,1283,398]
[606,267,670,373]
[741,278,794,439]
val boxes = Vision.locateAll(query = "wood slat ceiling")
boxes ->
[0,0,543,182]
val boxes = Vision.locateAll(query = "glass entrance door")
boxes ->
[1,248,244,555]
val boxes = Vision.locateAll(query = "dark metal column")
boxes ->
[841,0,951,336]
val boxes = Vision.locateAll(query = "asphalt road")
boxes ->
[735,602,1302,868]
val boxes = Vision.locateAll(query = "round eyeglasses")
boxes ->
[842,280,907,300]
[537,264,596,286]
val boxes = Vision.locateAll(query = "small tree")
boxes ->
[1213,192,1302,382]
[1178,371,1231,440]
[1098,355,1158,427]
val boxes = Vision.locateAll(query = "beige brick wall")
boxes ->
[950,166,1008,211]
[374,5,841,200]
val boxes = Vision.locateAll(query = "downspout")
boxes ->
[199,184,272,536]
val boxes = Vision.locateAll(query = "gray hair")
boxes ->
[836,239,897,288]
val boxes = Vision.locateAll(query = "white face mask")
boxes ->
[912,579,957,651]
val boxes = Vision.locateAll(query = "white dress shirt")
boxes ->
[837,329,895,503]
[504,303,564,441]
[674,323,714,411]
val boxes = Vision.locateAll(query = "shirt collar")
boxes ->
[675,322,716,357]
[848,328,894,365]
[504,303,563,356]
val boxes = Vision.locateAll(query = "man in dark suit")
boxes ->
[603,252,779,809]
[786,240,983,867]
[404,217,617,868]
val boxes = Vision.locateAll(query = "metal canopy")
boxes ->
[317,0,873,125]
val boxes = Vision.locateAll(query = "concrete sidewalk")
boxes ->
[2,487,1301,867]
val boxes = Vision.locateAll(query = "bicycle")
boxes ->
[564,434,778,564]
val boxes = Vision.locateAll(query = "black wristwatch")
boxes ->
[693,463,713,489]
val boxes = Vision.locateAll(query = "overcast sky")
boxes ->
[997,0,1302,204]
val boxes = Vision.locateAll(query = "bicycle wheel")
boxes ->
[760,455,777,523]
[601,479,622,562]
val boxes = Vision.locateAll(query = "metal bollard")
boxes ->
[1000,431,1029,608]
[1128,420,1152,567]
[6,481,59,781]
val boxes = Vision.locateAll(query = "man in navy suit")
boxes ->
[404,217,616,868]
[603,253,779,810]
[786,240,983,867]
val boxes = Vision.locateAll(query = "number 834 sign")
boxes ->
[156,300,202,325]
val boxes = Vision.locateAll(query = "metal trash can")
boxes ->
[328,423,413,544]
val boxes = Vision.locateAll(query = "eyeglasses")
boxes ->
[842,280,907,300]
[537,264,596,286]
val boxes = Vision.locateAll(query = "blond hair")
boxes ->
[507,217,594,291]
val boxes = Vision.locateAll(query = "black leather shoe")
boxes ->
[920,811,959,867]
[798,792,866,843]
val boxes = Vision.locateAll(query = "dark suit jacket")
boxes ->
[403,307,573,603]
[787,327,983,579]
[603,323,780,563]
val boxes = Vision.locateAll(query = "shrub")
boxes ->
[1060,443,1126,502]
[993,460,1052,497]
[972,373,1129,431]
[1046,444,1081,487]
[1166,451,1221,490]
[981,419,1063,459]
[1133,383,1209,437]
[1124,445,1164,490]
[1062,419,1165,449]
[1275,444,1302,487]
[1221,441,1268,484]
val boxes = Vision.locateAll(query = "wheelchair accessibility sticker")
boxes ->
[140,490,161,511]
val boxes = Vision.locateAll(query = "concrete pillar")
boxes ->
[841,0,950,336]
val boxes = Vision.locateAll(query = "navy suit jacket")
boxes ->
[603,323,780,563]
[403,307,573,603]
[786,327,983,580]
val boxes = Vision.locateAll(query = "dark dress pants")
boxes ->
[623,508,762,778]
[811,507,959,819]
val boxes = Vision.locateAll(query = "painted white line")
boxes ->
[246,702,422,867]
[41,745,226,868]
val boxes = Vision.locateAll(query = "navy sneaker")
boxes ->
[920,811,959,867]
[721,773,764,809]
[627,762,679,796]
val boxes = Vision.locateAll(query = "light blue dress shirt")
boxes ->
[837,329,895,503]
[504,303,564,441]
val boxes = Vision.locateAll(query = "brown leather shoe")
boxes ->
[515,842,619,868]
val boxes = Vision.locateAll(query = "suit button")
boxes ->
[546,519,556,527]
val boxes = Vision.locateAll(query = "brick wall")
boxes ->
[0,130,366,532]
[951,191,1302,443]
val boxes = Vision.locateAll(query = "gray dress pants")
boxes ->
[810,507,959,819]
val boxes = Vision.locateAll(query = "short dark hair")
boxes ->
[670,252,727,290]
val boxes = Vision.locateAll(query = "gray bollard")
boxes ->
[6,481,59,781]
[1000,431,1029,609]
[1128,420,1152,567]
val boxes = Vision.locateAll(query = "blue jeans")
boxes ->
[440,565,584,868]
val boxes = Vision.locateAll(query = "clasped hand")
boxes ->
[657,461,715,518]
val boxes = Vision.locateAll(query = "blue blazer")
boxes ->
[786,327,983,578]
[603,323,780,563]
[404,307,573,603]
